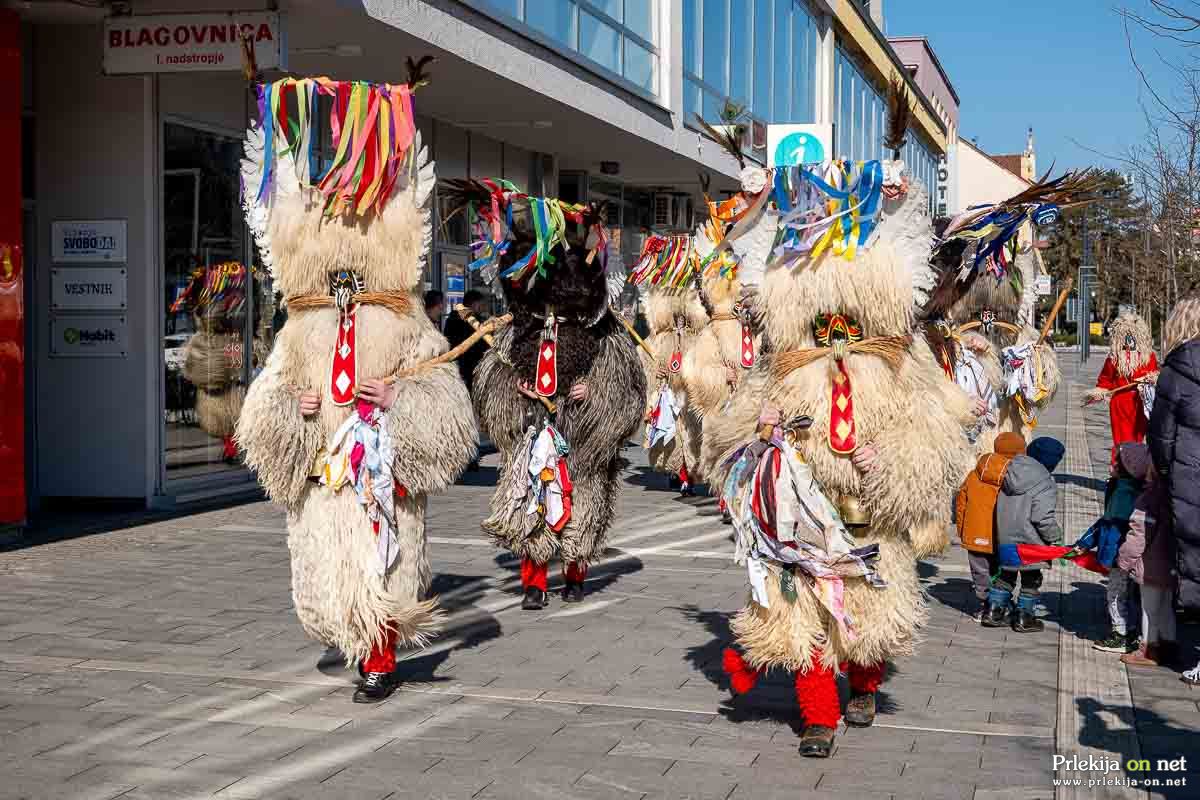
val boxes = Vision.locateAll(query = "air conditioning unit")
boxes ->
[652,193,693,231]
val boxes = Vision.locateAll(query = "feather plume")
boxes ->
[406,55,435,90]
[695,101,748,170]
[884,74,911,157]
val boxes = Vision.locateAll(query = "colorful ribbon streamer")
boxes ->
[254,77,417,218]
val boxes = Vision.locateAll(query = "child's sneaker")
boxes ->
[1093,631,1136,653]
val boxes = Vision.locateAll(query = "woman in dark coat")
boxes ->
[1147,294,1200,683]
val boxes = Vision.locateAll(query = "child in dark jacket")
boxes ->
[1089,443,1150,653]
[983,435,1066,633]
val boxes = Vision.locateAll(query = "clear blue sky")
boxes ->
[887,0,1178,171]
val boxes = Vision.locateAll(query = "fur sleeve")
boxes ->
[861,350,975,541]
[698,365,771,485]
[474,327,538,453]
[234,334,323,510]
[683,325,732,417]
[386,329,478,497]
[640,338,659,416]
[557,323,646,476]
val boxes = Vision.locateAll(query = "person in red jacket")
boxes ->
[1087,311,1159,465]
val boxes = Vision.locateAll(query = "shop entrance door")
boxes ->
[161,122,274,485]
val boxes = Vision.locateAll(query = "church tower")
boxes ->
[1021,127,1036,182]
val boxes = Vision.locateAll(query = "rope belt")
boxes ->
[286,290,413,315]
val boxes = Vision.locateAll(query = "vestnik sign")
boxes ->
[51,267,128,311]
[103,12,285,75]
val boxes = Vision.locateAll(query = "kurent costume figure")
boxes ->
[682,212,765,498]
[704,89,976,758]
[631,233,709,493]
[923,229,1063,453]
[1086,310,1158,464]
[462,183,645,609]
[236,75,477,703]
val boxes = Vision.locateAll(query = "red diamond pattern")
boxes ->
[739,324,755,367]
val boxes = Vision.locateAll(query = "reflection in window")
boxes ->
[580,10,621,73]
[526,0,577,47]
[476,0,659,97]
[684,0,818,154]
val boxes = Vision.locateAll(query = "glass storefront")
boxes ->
[162,122,275,481]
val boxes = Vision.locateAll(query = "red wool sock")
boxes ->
[794,655,841,728]
[722,648,762,695]
[564,561,588,583]
[847,660,886,695]
[520,558,548,591]
[362,625,399,674]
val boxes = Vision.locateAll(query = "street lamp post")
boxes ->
[1080,210,1092,363]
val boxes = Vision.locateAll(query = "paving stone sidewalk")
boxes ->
[0,354,1194,800]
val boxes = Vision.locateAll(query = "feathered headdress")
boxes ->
[920,168,1104,321]
[240,70,436,282]
[443,178,622,299]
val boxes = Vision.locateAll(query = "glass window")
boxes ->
[474,1,659,95]
[626,0,655,43]
[703,0,729,96]
[527,0,577,47]
[580,10,621,73]
[624,38,656,92]
[594,0,622,19]
[753,0,772,119]
[791,3,814,123]
[683,0,699,72]
[163,123,273,480]
[484,0,522,16]
[772,0,790,122]
[684,77,703,120]
[730,9,751,105]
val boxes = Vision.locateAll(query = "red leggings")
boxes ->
[362,625,398,674]
[519,558,588,590]
[793,654,886,728]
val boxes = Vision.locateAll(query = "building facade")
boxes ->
[4,0,954,515]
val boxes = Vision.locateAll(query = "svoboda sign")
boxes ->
[102,12,285,74]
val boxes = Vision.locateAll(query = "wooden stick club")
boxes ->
[612,306,656,359]
[456,304,557,414]
[1038,277,1074,347]
[385,309,512,383]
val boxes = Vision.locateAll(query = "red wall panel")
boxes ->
[0,9,26,525]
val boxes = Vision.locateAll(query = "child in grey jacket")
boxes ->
[983,435,1066,633]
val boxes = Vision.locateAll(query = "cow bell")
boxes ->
[838,493,871,528]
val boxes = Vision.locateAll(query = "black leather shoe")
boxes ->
[562,582,585,603]
[353,671,397,704]
[980,604,1010,628]
[844,691,876,727]
[798,724,835,758]
[521,587,548,610]
[1011,608,1045,633]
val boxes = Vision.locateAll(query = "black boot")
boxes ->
[521,586,548,610]
[798,724,836,758]
[562,582,585,604]
[353,671,398,704]
[1011,606,1045,633]
[844,691,876,727]
[980,603,1010,628]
